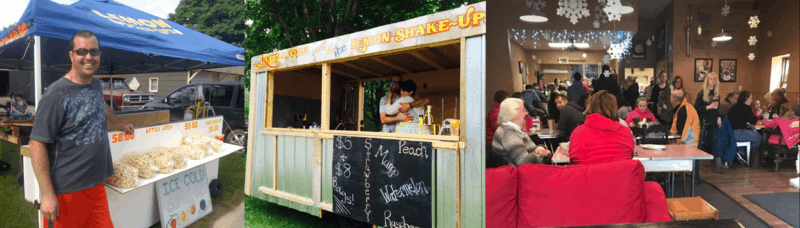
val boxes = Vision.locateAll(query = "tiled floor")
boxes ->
[700,159,799,228]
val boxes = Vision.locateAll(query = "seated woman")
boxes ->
[387,80,431,134]
[762,103,800,147]
[728,90,762,157]
[491,98,551,166]
[11,94,33,119]
[626,97,657,127]
[569,91,635,165]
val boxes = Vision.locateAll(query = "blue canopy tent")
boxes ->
[0,0,244,107]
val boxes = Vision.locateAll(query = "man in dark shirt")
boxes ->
[522,84,547,118]
[567,72,588,102]
[556,93,587,144]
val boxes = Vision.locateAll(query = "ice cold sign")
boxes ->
[332,136,433,228]
[155,165,213,228]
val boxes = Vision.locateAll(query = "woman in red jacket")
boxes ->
[626,97,658,127]
[569,91,635,165]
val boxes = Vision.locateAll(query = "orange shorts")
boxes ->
[43,183,114,228]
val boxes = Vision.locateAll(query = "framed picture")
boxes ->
[519,61,525,74]
[694,58,713,82]
[719,59,737,82]
[631,40,646,59]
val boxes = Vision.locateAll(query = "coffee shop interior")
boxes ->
[486,0,798,227]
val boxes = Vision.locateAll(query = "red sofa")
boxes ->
[486,159,672,228]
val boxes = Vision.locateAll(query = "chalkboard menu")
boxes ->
[332,136,433,228]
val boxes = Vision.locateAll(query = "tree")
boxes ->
[168,0,246,47]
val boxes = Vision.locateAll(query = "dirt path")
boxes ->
[211,199,244,228]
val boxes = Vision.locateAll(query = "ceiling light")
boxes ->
[605,0,634,15]
[549,42,590,48]
[520,9,548,23]
[713,29,732,42]
[582,53,587,58]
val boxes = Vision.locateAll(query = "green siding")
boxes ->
[436,149,459,228]
[322,139,333,205]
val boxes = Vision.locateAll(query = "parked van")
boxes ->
[141,81,247,147]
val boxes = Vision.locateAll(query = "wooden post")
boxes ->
[457,37,467,228]
[357,82,364,131]
[244,69,260,196]
[187,70,200,84]
[266,71,275,128]
[321,63,331,130]
[312,135,322,208]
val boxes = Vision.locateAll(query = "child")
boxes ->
[386,80,430,134]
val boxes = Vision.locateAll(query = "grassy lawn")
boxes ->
[244,195,340,228]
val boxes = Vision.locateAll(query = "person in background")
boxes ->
[768,88,788,119]
[568,91,634,165]
[487,90,509,147]
[623,76,640,108]
[659,75,684,126]
[592,65,611,94]
[606,73,622,99]
[11,94,33,119]
[762,103,800,147]
[727,90,762,165]
[695,72,720,179]
[651,71,669,119]
[511,92,523,99]
[644,75,655,103]
[567,72,588,103]
[486,90,510,168]
[523,84,548,119]
[492,98,552,166]
[548,89,562,123]
[582,77,591,91]
[557,93,588,144]
[670,89,701,148]
[626,97,657,127]
[719,91,739,117]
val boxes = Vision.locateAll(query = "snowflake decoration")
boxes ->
[593,21,600,28]
[602,55,611,64]
[646,39,652,46]
[722,5,730,16]
[600,34,611,46]
[532,55,537,60]
[526,0,547,11]
[542,31,551,41]
[767,31,773,37]
[604,0,624,21]
[711,41,717,48]
[748,16,760,28]
[557,0,590,25]
[748,53,755,60]
[607,43,626,60]
[748,36,757,46]
[594,1,609,24]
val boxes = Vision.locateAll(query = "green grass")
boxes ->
[0,174,37,228]
[244,195,340,228]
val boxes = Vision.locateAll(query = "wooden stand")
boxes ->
[666,197,719,221]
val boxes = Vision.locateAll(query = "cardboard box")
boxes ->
[666,196,719,221]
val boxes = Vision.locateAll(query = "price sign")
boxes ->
[155,165,213,228]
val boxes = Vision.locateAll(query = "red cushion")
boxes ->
[486,165,519,228]
[644,181,672,222]
[516,160,646,227]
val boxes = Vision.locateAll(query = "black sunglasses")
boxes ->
[73,48,101,56]
[391,79,399,84]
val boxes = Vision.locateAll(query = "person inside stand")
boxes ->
[694,72,720,181]
[11,94,33,119]
[492,98,552,166]
[380,75,412,133]
[651,71,669,120]
[556,93,588,145]
[718,91,739,117]
[523,84,548,119]
[626,97,657,127]
[767,88,788,119]
[659,75,684,126]
[568,91,635,165]
[29,30,135,228]
[728,90,762,165]
[670,89,701,148]
[386,80,430,134]
[567,72,588,103]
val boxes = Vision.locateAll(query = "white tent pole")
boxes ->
[34,35,42,108]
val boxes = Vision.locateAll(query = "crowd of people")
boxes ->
[485,65,800,182]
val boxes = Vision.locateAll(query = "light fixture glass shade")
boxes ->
[549,43,590,48]
[713,30,732,42]
[520,9,548,23]
[605,1,634,14]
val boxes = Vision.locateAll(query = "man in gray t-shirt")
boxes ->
[30,30,134,226]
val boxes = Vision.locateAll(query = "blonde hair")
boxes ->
[701,72,720,103]
[498,98,524,126]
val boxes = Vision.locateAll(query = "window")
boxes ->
[149,78,158,92]
[780,57,790,89]
[205,85,234,107]
[235,86,245,109]
[169,86,197,105]
[770,54,791,91]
